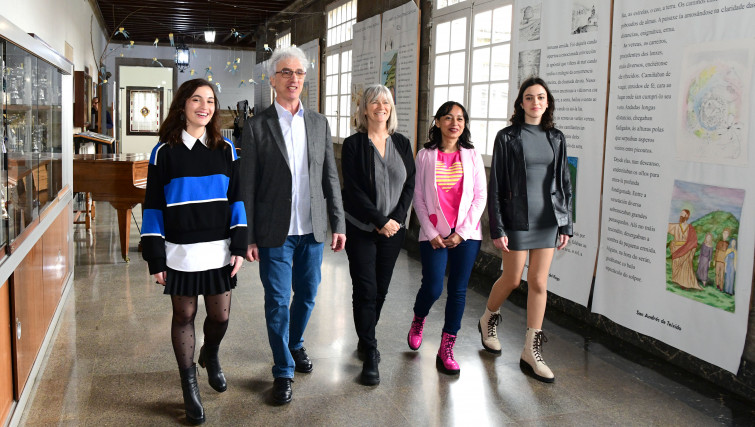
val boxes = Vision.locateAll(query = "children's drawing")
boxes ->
[676,41,753,166]
[665,180,744,312]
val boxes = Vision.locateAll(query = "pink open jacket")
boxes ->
[413,147,487,242]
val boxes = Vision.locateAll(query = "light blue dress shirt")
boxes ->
[274,100,313,236]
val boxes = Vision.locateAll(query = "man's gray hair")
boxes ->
[268,46,308,87]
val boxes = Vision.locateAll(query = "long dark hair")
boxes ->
[510,77,555,130]
[158,78,224,149]
[424,101,474,150]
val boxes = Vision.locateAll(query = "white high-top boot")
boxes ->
[520,328,554,383]
[478,308,502,354]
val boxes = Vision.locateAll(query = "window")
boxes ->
[276,32,291,49]
[436,0,463,11]
[325,50,352,139]
[469,5,512,154]
[431,1,513,155]
[327,0,357,47]
[325,0,356,140]
[432,16,468,117]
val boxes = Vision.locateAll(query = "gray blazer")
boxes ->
[240,103,345,248]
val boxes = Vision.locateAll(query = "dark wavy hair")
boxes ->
[158,78,224,149]
[424,101,474,150]
[510,77,555,130]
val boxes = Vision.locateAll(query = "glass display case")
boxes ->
[2,39,64,247]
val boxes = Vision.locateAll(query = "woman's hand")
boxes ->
[442,232,463,249]
[153,271,166,286]
[230,255,244,277]
[430,234,446,249]
[557,234,570,250]
[378,219,400,238]
[493,236,509,252]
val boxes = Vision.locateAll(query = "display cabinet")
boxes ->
[0,16,73,424]
[2,39,64,247]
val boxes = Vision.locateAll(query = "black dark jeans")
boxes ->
[345,221,406,351]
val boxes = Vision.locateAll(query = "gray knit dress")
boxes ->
[505,123,559,250]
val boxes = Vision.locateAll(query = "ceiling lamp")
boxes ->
[175,42,190,72]
[204,30,216,43]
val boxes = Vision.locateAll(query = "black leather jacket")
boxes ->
[488,124,573,239]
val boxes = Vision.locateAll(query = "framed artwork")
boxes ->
[127,86,163,135]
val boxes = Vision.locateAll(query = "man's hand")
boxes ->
[332,233,346,252]
[246,243,259,262]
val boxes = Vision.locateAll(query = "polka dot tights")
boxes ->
[170,292,232,370]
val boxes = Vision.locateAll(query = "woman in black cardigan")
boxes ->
[341,84,415,386]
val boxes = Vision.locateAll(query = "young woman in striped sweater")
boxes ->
[141,79,247,425]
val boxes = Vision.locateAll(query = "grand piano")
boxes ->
[73,153,148,261]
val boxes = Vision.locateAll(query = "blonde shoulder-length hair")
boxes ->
[353,84,398,134]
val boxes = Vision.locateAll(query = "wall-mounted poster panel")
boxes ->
[381,1,420,149]
[299,39,321,113]
[351,15,382,126]
[509,0,611,306]
[593,0,755,373]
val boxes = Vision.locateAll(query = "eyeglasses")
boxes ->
[275,68,307,78]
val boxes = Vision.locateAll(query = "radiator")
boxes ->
[221,129,234,141]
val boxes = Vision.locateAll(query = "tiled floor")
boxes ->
[17,204,755,425]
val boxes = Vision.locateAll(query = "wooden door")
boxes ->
[11,243,44,396]
[0,281,13,421]
[43,211,66,323]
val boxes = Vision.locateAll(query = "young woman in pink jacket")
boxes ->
[407,101,487,375]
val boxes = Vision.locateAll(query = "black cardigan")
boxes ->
[341,132,416,229]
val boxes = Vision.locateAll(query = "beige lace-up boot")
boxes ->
[519,327,554,383]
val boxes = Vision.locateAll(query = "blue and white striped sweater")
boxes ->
[141,136,247,274]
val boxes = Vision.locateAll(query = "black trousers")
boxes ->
[345,221,406,350]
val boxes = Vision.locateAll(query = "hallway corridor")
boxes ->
[16,204,755,425]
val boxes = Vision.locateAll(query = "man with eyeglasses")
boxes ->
[240,46,345,405]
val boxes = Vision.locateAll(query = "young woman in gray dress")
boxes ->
[479,77,573,383]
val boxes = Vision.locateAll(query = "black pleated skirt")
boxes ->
[163,264,237,296]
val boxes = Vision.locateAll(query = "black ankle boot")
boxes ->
[360,348,380,386]
[198,345,227,392]
[179,365,205,425]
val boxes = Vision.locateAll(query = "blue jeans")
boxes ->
[258,234,323,378]
[413,239,481,335]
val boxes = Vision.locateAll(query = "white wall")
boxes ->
[0,0,106,73]
[118,66,173,154]
[104,44,256,111]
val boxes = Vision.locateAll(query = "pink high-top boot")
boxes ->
[407,315,425,350]
[436,332,460,375]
